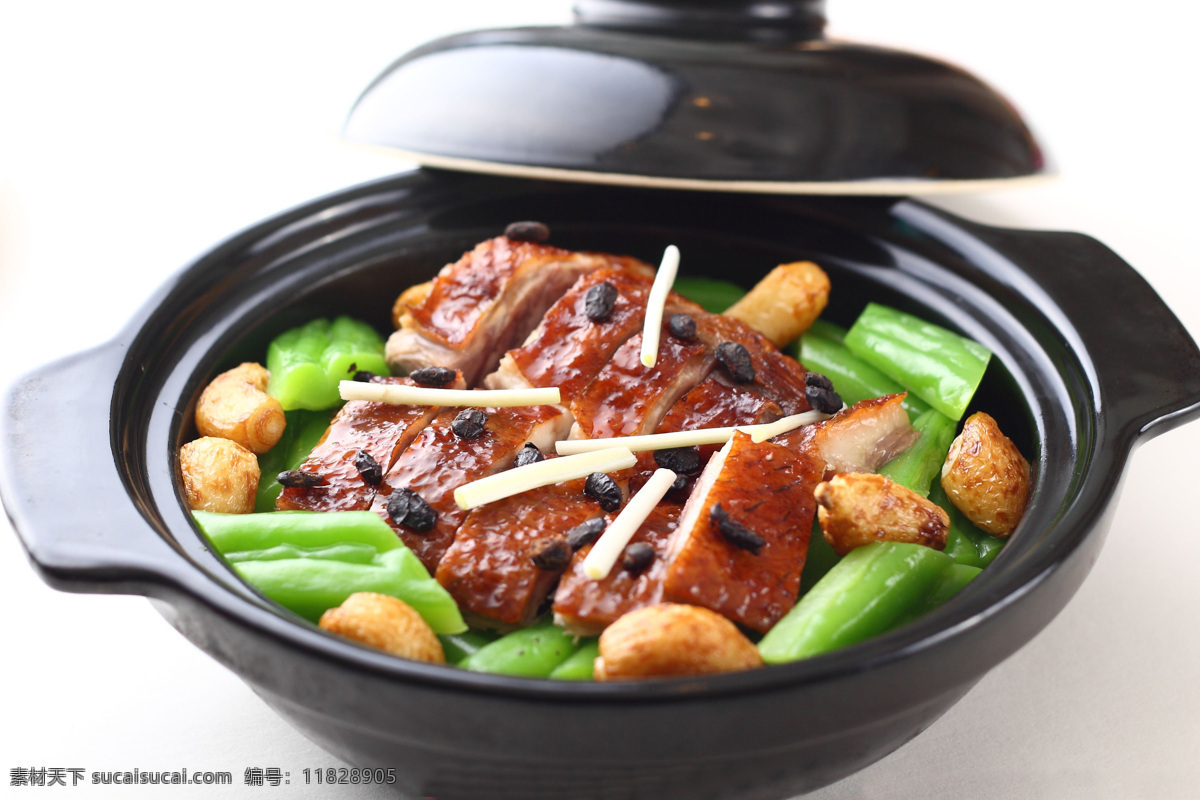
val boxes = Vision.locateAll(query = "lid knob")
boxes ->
[574,0,826,40]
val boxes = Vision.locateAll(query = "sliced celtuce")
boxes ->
[339,381,560,408]
[453,447,637,511]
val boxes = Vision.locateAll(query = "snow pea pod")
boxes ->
[266,316,389,411]
[843,303,991,421]
[896,563,982,626]
[672,276,747,314]
[877,408,957,496]
[799,518,840,595]
[194,510,466,634]
[438,631,499,665]
[798,325,930,419]
[548,639,600,681]
[887,562,982,629]
[222,542,379,565]
[254,408,334,511]
[232,548,466,634]
[758,542,953,663]
[458,619,578,678]
[929,482,1005,567]
[195,510,403,557]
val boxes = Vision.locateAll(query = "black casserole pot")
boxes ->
[4,170,1199,800]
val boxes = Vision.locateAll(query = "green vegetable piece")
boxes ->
[672,276,747,314]
[195,510,403,557]
[458,619,578,678]
[194,509,467,633]
[929,482,1005,567]
[267,320,338,410]
[798,518,840,596]
[438,630,500,665]
[321,316,391,380]
[798,329,930,419]
[894,563,982,626]
[843,303,991,420]
[548,639,600,681]
[942,524,983,567]
[232,548,466,634]
[222,542,379,565]
[266,316,389,411]
[255,408,334,512]
[922,563,982,610]
[877,408,957,496]
[806,319,849,345]
[758,542,953,663]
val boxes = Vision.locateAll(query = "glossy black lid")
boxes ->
[344,1,1050,195]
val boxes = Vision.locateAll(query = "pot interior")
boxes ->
[120,169,1086,681]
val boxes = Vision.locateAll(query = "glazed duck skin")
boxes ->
[486,268,656,402]
[369,403,569,572]
[696,313,813,416]
[628,375,784,493]
[662,431,825,633]
[387,237,650,386]
[567,300,811,442]
[276,374,463,513]
[568,319,711,440]
[553,503,682,636]
[436,477,602,628]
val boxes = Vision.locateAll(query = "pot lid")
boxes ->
[344,1,1051,195]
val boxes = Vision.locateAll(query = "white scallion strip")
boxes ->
[639,245,681,368]
[555,410,826,455]
[340,381,561,408]
[744,409,828,442]
[582,468,678,580]
[453,447,637,511]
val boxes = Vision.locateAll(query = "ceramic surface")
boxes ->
[345,3,1048,192]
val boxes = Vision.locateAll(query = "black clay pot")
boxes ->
[3,170,1198,800]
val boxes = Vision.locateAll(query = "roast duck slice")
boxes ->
[553,503,682,636]
[277,372,464,513]
[436,475,603,629]
[386,237,652,387]
[283,236,916,632]
[661,431,825,633]
[486,267,657,403]
[368,404,569,573]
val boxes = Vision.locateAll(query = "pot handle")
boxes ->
[1,342,192,596]
[966,221,1200,443]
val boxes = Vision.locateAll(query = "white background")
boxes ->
[2,2,1198,797]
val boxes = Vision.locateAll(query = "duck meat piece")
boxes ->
[369,403,569,572]
[697,313,813,415]
[553,503,683,636]
[485,268,656,404]
[776,393,917,476]
[567,312,712,441]
[386,236,651,386]
[628,375,784,494]
[566,298,813,442]
[662,431,825,633]
[276,373,464,513]
[435,476,599,629]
